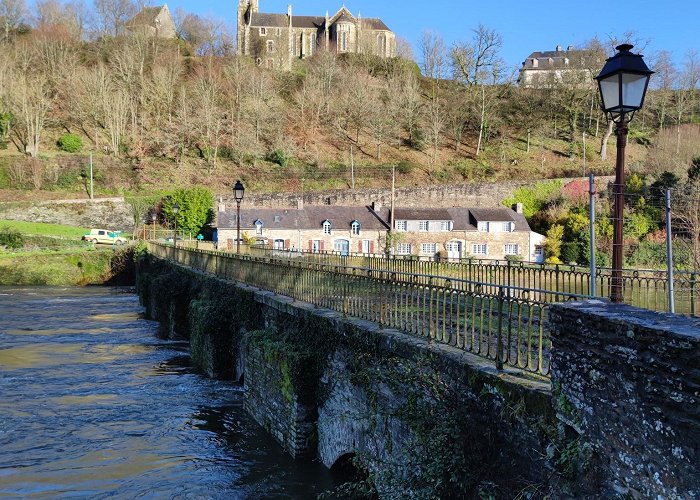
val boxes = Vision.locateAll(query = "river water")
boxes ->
[0,287,337,499]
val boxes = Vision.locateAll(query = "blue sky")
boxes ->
[166,0,698,70]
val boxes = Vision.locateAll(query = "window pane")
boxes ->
[599,76,620,111]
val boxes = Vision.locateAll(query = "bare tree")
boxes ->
[92,0,136,37]
[0,0,27,41]
[419,30,446,80]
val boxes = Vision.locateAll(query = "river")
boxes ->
[0,287,338,498]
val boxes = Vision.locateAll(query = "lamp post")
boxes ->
[233,180,245,254]
[595,44,653,302]
[172,203,179,247]
[151,212,157,240]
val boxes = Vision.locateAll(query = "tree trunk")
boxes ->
[476,85,485,157]
[600,120,614,160]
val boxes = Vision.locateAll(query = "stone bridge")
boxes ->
[136,245,699,498]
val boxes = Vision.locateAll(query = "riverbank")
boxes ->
[0,247,136,286]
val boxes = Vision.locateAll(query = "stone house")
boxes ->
[518,45,602,88]
[216,201,391,254]
[391,206,545,262]
[216,201,545,262]
[237,1,396,70]
[126,4,177,39]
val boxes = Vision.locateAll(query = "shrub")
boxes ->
[0,226,24,249]
[396,160,414,175]
[57,133,83,153]
[267,149,290,167]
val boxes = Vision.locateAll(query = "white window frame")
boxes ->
[472,244,488,256]
[260,27,267,36]
[477,221,489,232]
[255,220,264,235]
[351,220,361,236]
[396,243,412,255]
[439,221,451,231]
[311,240,321,253]
[534,246,544,256]
[322,220,332,235]
[418,221,429,232]
[504,243,519,256]
[421,243,437,255]
[266,40,274,53]
[503,221,514,232]
[396,220,407,232]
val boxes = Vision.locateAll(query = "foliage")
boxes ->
[502,180,563,219]
[162,187,215,236]
[57,133,83,153]
[0,248,118,286]
[544,224,564,261]
[0,226,24,249]
[267,149,290,167]
[396,160,415,175]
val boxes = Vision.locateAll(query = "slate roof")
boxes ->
[250,12,288,28]
[334,12,353,24]
[218,206,391,231]
[393,208,452,221]
[468,208,531,231]
[521,48,601,70]
[360,18,390,31]
[293,16,325,29]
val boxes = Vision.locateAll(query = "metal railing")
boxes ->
[245,247,699,316]
[149,243,592,378]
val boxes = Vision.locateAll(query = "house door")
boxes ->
[446,241,462,260]
[334,239,350,256]
[362,240,372,254]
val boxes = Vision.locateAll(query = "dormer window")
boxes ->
[419,221,429,231]
[322,220,332,234]
[396,220,407,231]
[502,222,514,232]
[439,221,451,231]
[274,215,281,223]
[478,221,489,232]
[255,219,264,235]
[351,220,361,236]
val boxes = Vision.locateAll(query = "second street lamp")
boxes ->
[233,180,245,254]
[595,44,653,303]
[172,203,179,247]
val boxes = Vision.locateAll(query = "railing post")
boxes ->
[691,273,697,317]
[496,287,504,370]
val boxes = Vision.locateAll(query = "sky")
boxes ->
[163,0,698,71]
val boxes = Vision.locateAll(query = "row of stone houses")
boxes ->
[216,201,545,262]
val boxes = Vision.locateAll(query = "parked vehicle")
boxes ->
[82,229,127,245]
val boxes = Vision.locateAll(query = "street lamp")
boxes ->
[172,203,179,247]
[233,180,245,254]
[151,212,157,240]
[595,44,653,303]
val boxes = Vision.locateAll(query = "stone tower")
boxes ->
[237,0,259,55]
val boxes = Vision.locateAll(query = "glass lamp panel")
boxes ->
[621,73,648,110]
[599,75,620,111]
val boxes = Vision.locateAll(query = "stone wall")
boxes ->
[549,300,700,499]
[228,177,612,210]
[0,197,135,230]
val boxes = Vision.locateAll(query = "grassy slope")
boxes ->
[0,248,116,285]
[0,219,91,237]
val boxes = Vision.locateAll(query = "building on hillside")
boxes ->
[236,0,396,70]
[215,201,545,262]
[518,45,602,88]
[126,4,177,39]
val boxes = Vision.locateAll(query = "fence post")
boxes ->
[496,287,504,370]
[589,173,597,297]
[665,189,675,314]
[691,273,697,317]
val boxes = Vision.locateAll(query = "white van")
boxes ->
[82,229,127,245]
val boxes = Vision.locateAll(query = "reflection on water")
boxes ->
[0,287,335,498]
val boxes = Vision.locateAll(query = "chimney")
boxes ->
[296,198,304,210]
[218,196,226,213]
[372,201,382,212]
[512,203,524,214]
[567,45,574,51]
[556,44,562,52]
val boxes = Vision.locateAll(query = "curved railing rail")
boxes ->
[148,243,592,378]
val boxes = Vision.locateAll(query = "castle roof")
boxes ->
[521,46,602,70]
